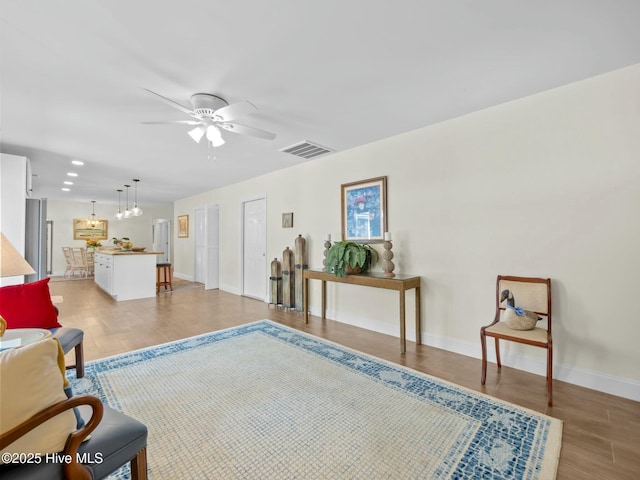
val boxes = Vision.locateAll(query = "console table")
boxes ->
[303,269,422,353]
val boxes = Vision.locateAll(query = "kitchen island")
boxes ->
[94,250,164,301]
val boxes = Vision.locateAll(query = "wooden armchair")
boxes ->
[480,275,553,406]
[0,395,147,480]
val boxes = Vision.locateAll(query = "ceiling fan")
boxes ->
[142,89,276,147]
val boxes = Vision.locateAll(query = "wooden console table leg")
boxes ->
[415,285,422,345]
[321,280,327,320]
[304,277,309,323]
[400,289,406,354]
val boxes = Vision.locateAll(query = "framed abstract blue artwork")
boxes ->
[341,176,387,243]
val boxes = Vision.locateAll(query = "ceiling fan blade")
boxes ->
[143,88,199,118]
[220,122,276,140]
[213,101,257,121]
[140,120,201,125]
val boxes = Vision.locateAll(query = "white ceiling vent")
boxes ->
[280,140,333,159]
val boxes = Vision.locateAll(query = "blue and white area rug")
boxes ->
[70,320,562,479]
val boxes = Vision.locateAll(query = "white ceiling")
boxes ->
[2,0,639,207]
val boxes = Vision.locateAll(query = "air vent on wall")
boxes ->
[280,140,333,159]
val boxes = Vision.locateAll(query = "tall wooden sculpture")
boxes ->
[294,234,307,312]
[269,258,282,306]
[282,247,295,309]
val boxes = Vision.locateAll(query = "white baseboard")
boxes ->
[173,272,193,282]
[422,331,640,402]
[219,283,241,296]
[309,306,640,402]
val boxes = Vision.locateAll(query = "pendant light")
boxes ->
[131,179,143,217]
[123,184,133,218]
[87,200,100,228]
[114,189,124,220]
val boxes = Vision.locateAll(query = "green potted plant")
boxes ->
[326,241,376,277]
[111,237,130,249]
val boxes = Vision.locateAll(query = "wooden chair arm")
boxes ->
[0,395,103,480]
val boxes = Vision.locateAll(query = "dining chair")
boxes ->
[69,248,90,278]
[480,275,554,406]
[61,247,73,278]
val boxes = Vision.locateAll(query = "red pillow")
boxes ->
[0,278,62,329]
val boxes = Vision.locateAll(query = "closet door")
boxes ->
[242,197,266,300]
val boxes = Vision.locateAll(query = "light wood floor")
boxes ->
[49,278,640,480]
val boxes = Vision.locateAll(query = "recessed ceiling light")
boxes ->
[71,160,84,166]
[67,172,78,177]
[61,187,70,192]
[64,181,73,185]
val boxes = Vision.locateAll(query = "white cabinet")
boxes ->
[95,253,114,295]
[94,253,156,301]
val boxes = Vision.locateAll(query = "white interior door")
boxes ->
[242,197,266,300]
[205,205,219,290]
[195,206,220,288]
[194,208,206,284]
[152,219,170,264]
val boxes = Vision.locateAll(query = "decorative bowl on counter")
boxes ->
[120,241,134,250]
[131,246,146,252]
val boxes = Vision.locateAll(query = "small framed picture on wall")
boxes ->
[282,212,293,228]
[177,215,189,238]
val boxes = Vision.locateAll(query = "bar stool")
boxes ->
[156,263,173,293]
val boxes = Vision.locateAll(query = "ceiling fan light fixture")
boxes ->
[188,126,205,143]
[206,125,225,147]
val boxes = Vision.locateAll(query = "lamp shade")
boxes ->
[1,233,36,277]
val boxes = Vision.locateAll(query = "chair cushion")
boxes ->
[0,456,63,480]
[0,338,76,463]
[484,321,549,344]
[77,405,148,479]
[49,327,84,355]
[0,278,62,329]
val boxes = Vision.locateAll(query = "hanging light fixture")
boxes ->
[206,125,225,147]
[131,179,143,217]
[87,200,101,228]
[114,189,124,220]
[187,123,224,147]
[188,126,205,143]
[123,184,133,218]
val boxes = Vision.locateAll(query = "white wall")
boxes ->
[174,64,640,400]
[47,200,174,275]
[0,153,28,286]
